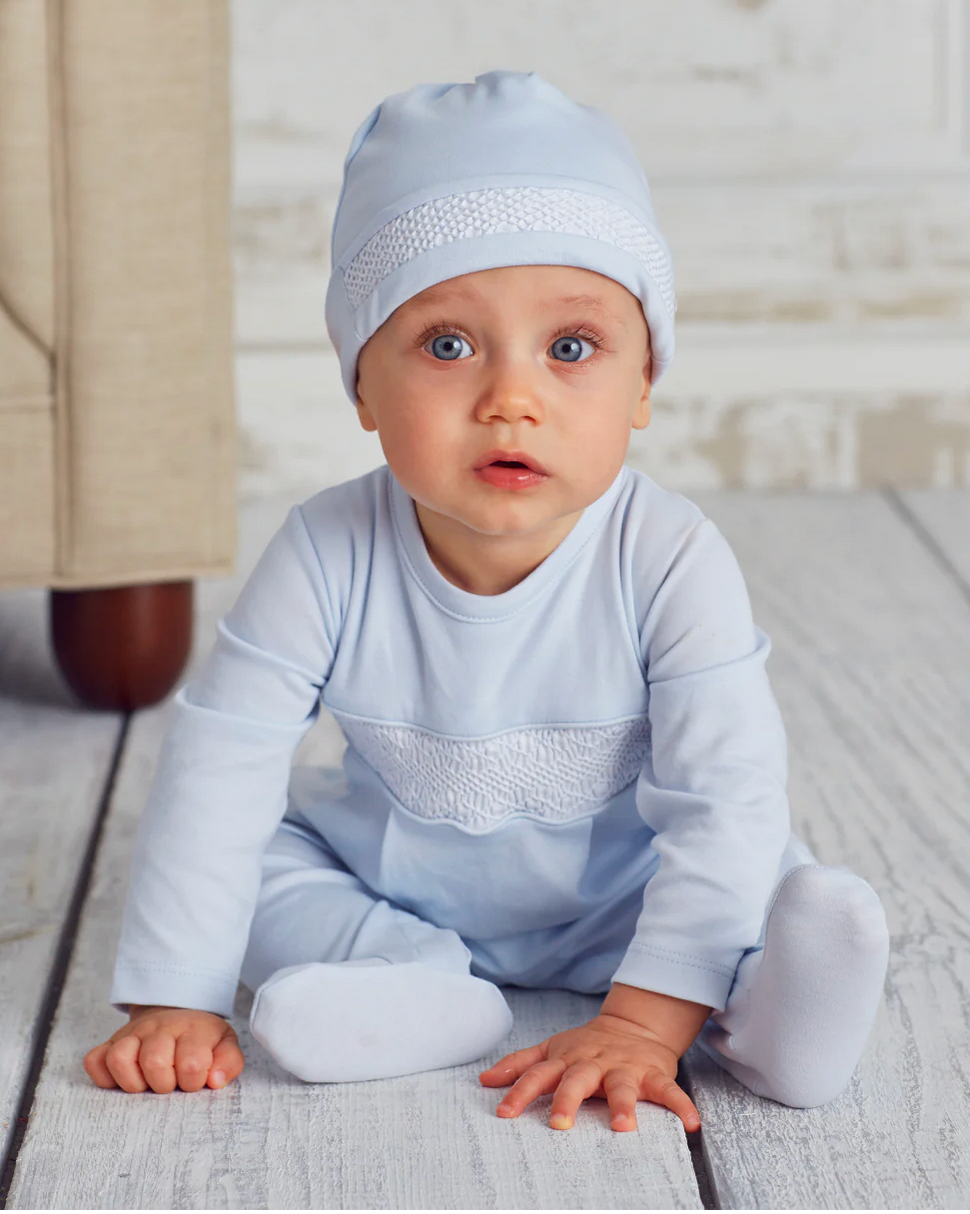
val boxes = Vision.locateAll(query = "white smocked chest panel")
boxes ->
[329,708,651,833]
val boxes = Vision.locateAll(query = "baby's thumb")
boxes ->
[207,1028,245,1089]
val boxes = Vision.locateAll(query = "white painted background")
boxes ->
[230,0,970,497]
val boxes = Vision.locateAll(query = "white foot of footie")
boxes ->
[250,958,514,1083]
[697,865,889,1108]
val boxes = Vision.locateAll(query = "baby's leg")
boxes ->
[694,861,890,1108]
[242,822,513,1083]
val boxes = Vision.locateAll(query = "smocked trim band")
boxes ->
[342,185,677,316]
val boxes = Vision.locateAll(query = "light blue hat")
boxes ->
[325,69,677,405]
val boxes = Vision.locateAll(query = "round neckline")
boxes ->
[388,464,628,620]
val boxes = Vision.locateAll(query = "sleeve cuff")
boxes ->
[109,964,240,1020]
[610,942,740,1012]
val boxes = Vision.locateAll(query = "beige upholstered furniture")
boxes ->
[0,0,236,706]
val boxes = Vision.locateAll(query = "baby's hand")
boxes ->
[479,1012,700,1133]
[83,1005,245,1094]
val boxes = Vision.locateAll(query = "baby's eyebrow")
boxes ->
[410,286,625,324]
[553,294,627,325]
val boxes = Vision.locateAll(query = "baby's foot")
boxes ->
[696,864,889,1107]
[250,957,513,1083]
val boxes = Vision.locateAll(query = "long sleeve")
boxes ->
[610,517,791,1013]
[108,504,340,1018]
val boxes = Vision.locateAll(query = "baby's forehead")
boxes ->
[404,265,642,321]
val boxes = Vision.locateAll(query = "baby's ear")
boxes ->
[633,357,651,428]
[356,394,379,433]
[632,394,651,431]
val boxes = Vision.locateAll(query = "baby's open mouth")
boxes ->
[475,450,549,475]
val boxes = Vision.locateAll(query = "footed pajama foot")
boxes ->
[250,957,514,1082]
[696,864,890,1108]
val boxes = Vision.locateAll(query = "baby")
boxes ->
[84,70,890,1134]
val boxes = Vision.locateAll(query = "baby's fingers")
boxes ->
[602,1068,641,1132]
[104,1034,151,1093]
[497,1058,568,1118]
[207,1029,246,1089]
[172,1029,214,1093]
[138,1029,179,1093]
[479,1042,547,1086]
[642,1067,701,1132]
[82,1042,119,1090]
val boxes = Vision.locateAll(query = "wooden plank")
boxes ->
[0,587,121,1177]
[678,489,970,1209]
[6,494,703,1210]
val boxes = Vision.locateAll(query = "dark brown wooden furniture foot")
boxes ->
[49,580,194,711]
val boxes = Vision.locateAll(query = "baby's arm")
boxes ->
[89,501,341,1091]
[83,1005,244,1094]
[610,515,792,1012]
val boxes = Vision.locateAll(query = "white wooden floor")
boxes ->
[1,484,969,1210]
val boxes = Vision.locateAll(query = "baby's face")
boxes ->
[355,264,651,546]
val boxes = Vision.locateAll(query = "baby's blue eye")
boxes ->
[551,335,595,363]
[428,333,472,361]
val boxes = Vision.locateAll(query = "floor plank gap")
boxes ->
[677,1062,719,1210]
[0,714,132,1210]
